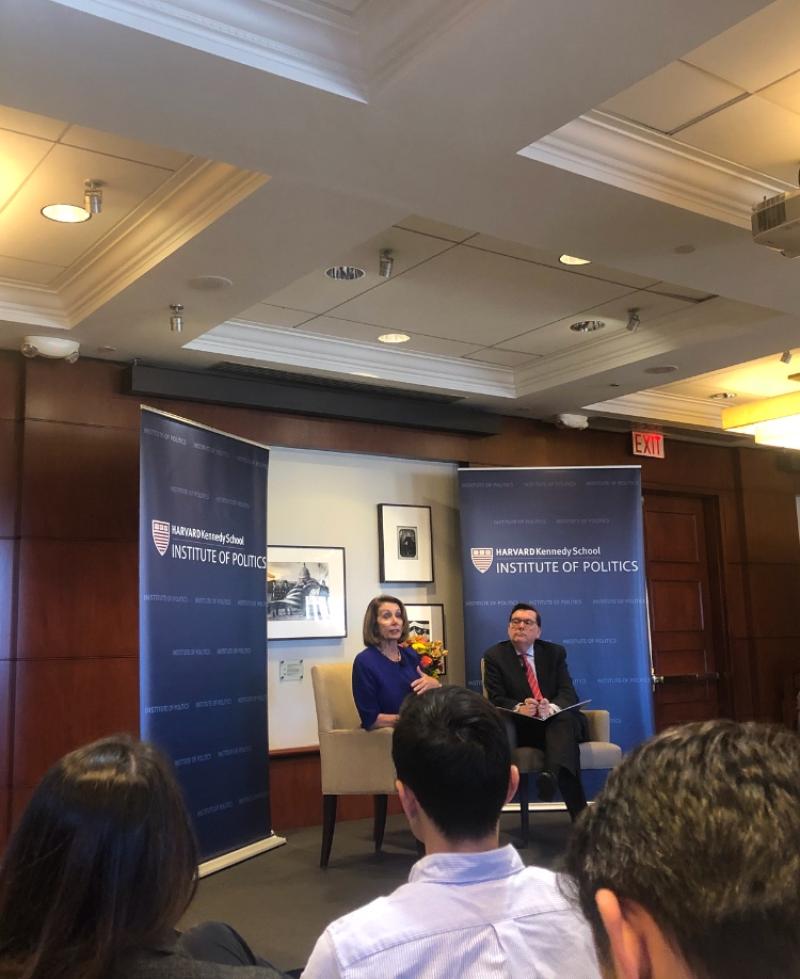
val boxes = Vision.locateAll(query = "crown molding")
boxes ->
[0,282,69,330]
[584,389,723,428]
[56,159,268,326]
[49,0,478,101]
[518,109,793,229]
[186,320,517,398]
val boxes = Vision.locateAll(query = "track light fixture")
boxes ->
[379,248,394,279]
[626,308,641,333]
[83,180,103,215]
[780,350,793,365]
[169,303,184,334]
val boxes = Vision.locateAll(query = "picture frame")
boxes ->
[405,603,446,675]
[267,545,346,640]
[377,504,434,583]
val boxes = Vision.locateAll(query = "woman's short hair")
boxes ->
[362,594,409,647]
[0,734,198,979]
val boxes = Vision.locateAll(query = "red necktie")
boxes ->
[519,652,543,700]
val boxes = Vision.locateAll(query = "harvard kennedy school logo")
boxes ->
[471,547,494,573]
[152,520,170,556]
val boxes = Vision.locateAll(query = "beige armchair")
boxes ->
[480,660,622,845]
[311,663,398,868]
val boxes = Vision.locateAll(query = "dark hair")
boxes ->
[392,686,511,841]
[362,594,409,647]
[0,735,198,979]
[509,602,541,627]
[564,720,800,979]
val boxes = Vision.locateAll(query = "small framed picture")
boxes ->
[267,545,346,640]
[378,504,433,583]
[405,603,446,675]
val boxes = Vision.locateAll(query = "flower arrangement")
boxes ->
[406,634,447,679]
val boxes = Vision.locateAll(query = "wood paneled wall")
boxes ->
[1,352,798,844]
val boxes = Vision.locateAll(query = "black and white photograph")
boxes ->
[378,504,433,583]
[267,545,346,640]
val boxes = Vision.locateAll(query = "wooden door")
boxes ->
[643,493,728,729]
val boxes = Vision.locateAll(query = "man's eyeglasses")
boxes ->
[510,617,537,627]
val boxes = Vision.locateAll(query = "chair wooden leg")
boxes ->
[373,793,388,851]
[518,772,530,848]
[320,794,337,868]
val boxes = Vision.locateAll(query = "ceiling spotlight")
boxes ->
[325,265,365,281]
[379,249,394,279]
[570,320,605,333]
[41,203,91,223]
[378,332,410,344]
[83,180,103,215]
[169,303,184,334]
[20,335,80,363]
[559,254,591,266]
[780,350,793,365]
[626,308,641,333]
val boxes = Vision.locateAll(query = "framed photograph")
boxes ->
[377,504,434,583]
[405,603,446,675]
[267,545,346,640]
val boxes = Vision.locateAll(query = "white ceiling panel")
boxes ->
[0,254,65,285]
[296,314,484,357]
[678,95,800,184]
[656,347,800,401]
[759,68,800,115]
[262,226,456,314]
[237,303,313,328]
[62,124,191,170]
[332,245,635,345]
[601,61,743,134]
[0,143,175,266]
[683,0,800,92]
[466,235,659,289]
[0,104,67,140]
[496,290,693,357]
[0,129,53,211]
[394,215,476,242]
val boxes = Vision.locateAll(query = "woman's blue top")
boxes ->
[352,644,421,730]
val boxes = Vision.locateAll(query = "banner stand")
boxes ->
[199,834,286,879]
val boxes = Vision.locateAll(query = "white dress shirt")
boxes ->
[301,845,600,979]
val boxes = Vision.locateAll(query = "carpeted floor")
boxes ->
[182,809,575,973]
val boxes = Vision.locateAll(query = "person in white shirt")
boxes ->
[302,686,600,979]
[564,719,800,979]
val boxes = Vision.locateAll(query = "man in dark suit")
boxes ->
[483,602,587,819]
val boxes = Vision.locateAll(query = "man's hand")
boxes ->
[516,698,539,717]
[411,666,440,695]
[537,698,554,718]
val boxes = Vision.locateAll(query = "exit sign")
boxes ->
[632,431,665,458]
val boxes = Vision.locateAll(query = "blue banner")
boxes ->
[139,408,270,861]
[458,466,654,781]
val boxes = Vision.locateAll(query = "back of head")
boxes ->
[565,719,800,979]
[392,686,510,841]
[0,735,198,979]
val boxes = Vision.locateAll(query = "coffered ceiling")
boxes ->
[2,0,800,443]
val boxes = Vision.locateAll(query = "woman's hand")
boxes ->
[411,666,441,695]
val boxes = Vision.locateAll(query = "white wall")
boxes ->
[267,447,463,749]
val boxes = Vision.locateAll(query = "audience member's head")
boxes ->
[565,719,800,979]
[362,593,409,646]
[392,685,516,845]
[0,735,198,979]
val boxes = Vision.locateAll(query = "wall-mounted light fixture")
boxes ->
[169,303,184,333]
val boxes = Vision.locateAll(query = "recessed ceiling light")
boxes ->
[570,320,605,333]
[644,364,679,375]
[41,203,91,223]
[559,254,591,266]
[188,275,234,291]
[710,392,737,401]
[325,265,365,281]
[378,333,410,344]
[674,244,696,254]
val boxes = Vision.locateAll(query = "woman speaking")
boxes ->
[352,594,440,730]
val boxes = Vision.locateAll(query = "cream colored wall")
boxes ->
[267,446,463,749]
